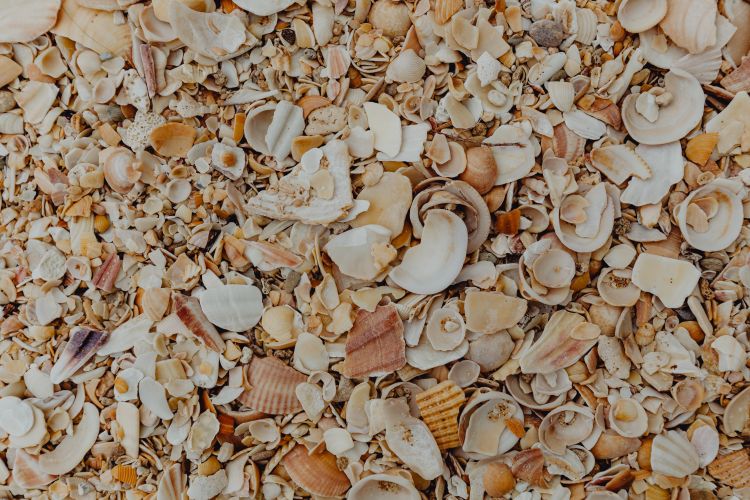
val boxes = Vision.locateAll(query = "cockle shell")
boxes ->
[415,380,465,450]
[520,310,600,374]
[239,356,305,414]
[386,49,426,84]
[708,450,750,488]
[342,304,406,378]
[675,181,744,252]
[347,473,420,500]
[172,293,226,352]
[631,253,700,308]
[369,0,411,38]
[617,0,666,33]
[198,284,262,332]
[282,445,350,497]
[49,327,109,384]
[389,209,467,294]
[0,0,61,43]
[649,430,700,478]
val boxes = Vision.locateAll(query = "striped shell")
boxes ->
[282,444,350,497]
[342,304,406,379]
[239,356,306,414]
[415,380,465,450]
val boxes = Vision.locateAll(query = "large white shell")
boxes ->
[620,142,684,206]
[326,225,393,280]
[39,403,99,475]
[364,102,402,157]
[539,404,595,454]
[0,0,61,43]
[617,0,667,33]
[386,49,426,83]
[650,430,700,478]
[199,284,263,332]
[631,253,700,308]
[551,184,615,253]
[385,416,443,480]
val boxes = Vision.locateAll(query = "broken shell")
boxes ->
[539,403,595,454]
[239,356,306,414]
[660,0,717,54]
[707,450,750,488]
[591,432,642,459]
[590,145,651,185]
[672,379,705,412]
[386,49,426,83]
[325,225,393,280]
[0,0,61,43]
[353,172,412,236]
[198,284,263,332]
[609,398,648,438]
[434,0,462,25]
[675,181,744,252]
[149,122,196,158]
[347,473,420,500]
[483,462,516,497]
[389,209,467,295]
[552,184,615,253]
[116,402,140,459]
[598,268,640,307]
[620,142,685,207]
[101,147,141,194]
[173,293,226,352]
[168,1,247,61]
[448,360,481,388]
[364,102,402,157]
[459,391,524,459]
[0,397,34,436]
[631,253,700,308]
[12,450,56,490]
[546,81,575,113]
[650,430,700,478]
[531,248,576,289]
[723,386,750,437]
[342,304,406,378]
[511,448,547,487]
[685,133,718,166]
[617,0,667,33]
[211,142,246,180]
[520,311,600,374]
[690,423,719,467]
[39,403,99,475]
[282,445,350,498]
[464,291,527,334]
[415,380,465,450]
[386,415,443,480]
[459,147,497,195]
[369,0,411,38]
[49,327,109,384]
[425,307,466,351]
[433,142,467,178]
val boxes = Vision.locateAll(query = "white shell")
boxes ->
[385,416,444,480]
[199,284,263,332]
[293,332,330,374]
[325,225,393,280]
[425,306,466,351]
[675,181,744,252]
[364,102,402,157]
[116,401,141,459]
[620,142,685,206]
[386,49,426,83]
[0,397,34,436]
[39,403,99,475]
[233,0,295,15]
[617,0,667,33]
[347,473,420,500]
[631,253,700,308]
[460,391,523,459]
[649,430,700,478]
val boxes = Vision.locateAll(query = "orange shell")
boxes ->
[112,464,137,485]
[282,444,350,497]
[239,356,306,414]
[415,380,465,450]
[708,449,750,488]
[342,304,406,379]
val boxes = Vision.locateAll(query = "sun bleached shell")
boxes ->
[689,423,719,467]
[49,327,109,384]
[211,142,246,180]
[363,102,402,157]
[389,209,467,294]
[705,91,750,156]
[233,0,295,15]
[347,473,420,500]
[0,0,61,43]
[199,284,262,332]
[609,398,648,438]
[650,430,700,478]
[620,142,684,206]
[325,225,393,280]
[282,445,350,498]
[39,403,99,475]
[173,293,226,352]
[101,147,141,194]
[672,379,705,412]
[52,0,131,56]
[484,123,537,185]
[12,450,56,490]
[539,404,595,454]
[660,0,717,54]
[116,401,141,459]
[425,307,466,351]
[247,141,353,225]
[459,391,524,459]
[342,304,406,378]
[15,81,58,125]
[546,81,575,112]
[369,0,411,37]
[721,53,750,94]
[168,1,249,61]
[239,356,306,414]
[0,397,34,436]
[520,310,600,374]
[622,69,704,145]
[386,49,426,84]
[406,335,469,370]
[590,145,651,185]
[464,291,527,334]
[723,386,750,436]
[632,253,700,308]
[433,142,467,178]
[617,0,666,33]
[386,415,443,480]
[353,172,412,236]
[415,380,465,450]
[675,181,744,252]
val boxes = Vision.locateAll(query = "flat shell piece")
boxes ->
[363,102,402,157]
[590,145,651,184]
[519,311,599,374]
[631,253,700,308]
[0,397,34,436]
[51,0,131,56]
[173,293,226,352]
[342,304,406,378]
[199,284,263,332]
[0,0,61,43]
[239,356,306,414]
[464,291,527,334]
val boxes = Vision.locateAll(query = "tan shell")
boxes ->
[459,147,497,195]
[591,431,642,459]
[239,356,306,414]
[660,0,717,54]
[369,0,411,38]
[282,445,350,497]
[672,379,705,412]
[342,304,406,378]
[483,462,516,497]
[551,184,615,253]
[617,0,667,33]
[539,404,595,454]
[12,450,56,490]
[707,450,750,488]
[425,307,466,351]
[167,1,247,61]
[434,0,462,25]
[464,291,527,334]
[520,311,600,374]
[675,181,744,252]
[51,0,131,56]
[172,293,226,352]
[609,398,648,438]
[101,147,141,194]
[0,0,61,43]
[415,380,465,450]
[723,385,750,436]
[458,391,524,459]
[149,122,197,158]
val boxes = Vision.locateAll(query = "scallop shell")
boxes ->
[675,181,744,252]
[342,304,406,378]
[415,380,465,450]
[546,81,574,112]
[386,49,426,84]
[650,430,700,478]
[347,473,420,500]
[0,0,61,43]
[198,284,263,332]
[434,0,462,25]
[520,310,600,374]
[49,327,109,384]
[239,356,306,414]
[112,464,138,485]
[281,445,350,497]
[172,293,226,352]
[707,450,750,488]
[617,0,667,33]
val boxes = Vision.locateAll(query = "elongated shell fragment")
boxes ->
[49,327,109,384]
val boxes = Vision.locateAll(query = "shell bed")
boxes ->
[0,0,748,499]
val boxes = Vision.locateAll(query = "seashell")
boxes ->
[552,184,615,253]
[660,0,717,54]
[385,415,443,480]
[425,307,466,352]
[233,0,295,15]
[708,450,750,488]
[459,391,524,459]
[281,445,350,497]
[15,81,57,125]
[529,19,564,48]
[520,310,600,374]
[530,248,576,289]
[139,5,175,43]
[39,403,99,475]
[12,450,56,490]
[157,463,186,500]
[342,304,406,378]
[591,431,641,459]
[92,253,121,293]
[705,91,750,156]
[142,288,170,322]
[546,81,574,113]
[211,142,246,180]
[347,473,420,500]
[511,448,547,487]
[0,397,34,436]
[617,0,667,33]
[172,293,226,352]
[685,133,718,166]
[293,332,329,374]
[101,147,141,194]
[483,462,516,497]
[459,147,497,195]
[168,1,247,61]
[689,422,719,467]
[563,110,607,141]
[650,430,700,478]
[721,57,750,94]
[723,385,750,437]
[426,133,451,166]
[621,142,685,207]
[239,356,306,414]
[0,0,61,43]
[389,209,467,295]
[386,49,426,84]
[590,145,651,185]
[467,331,514,372]
[415,380,465,450]
[139,377,173,419]
[609,398,648,438]
[369,0,411,38]
[116,401,140,459]
[434,0,462,25]
[597,268,640,307]
[464,291,527,334]
[52,0,131,56]
[675,181,744,252]
[149,122,196,158]
[312,2,334,46]
[325,225,394,280]
[112,464,138,486]
[539,404,595,454]
[672,379,705,411]
[495,209,521,235]
[632,253,700,308]
[622,69,704,145]
[363,102,402,157]
[198,284,262,332]
[49,327,109,384]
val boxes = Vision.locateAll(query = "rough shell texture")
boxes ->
[342,304,406,378]
[239,356,306,414]
[415,380,465,450]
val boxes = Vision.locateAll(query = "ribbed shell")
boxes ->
[342,304,406,378]
[172,293,225,352]
[708,450,750,488]
[239,356,305,414]
[415,381,465,450]
[282,444,350,497]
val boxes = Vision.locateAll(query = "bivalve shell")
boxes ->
[342,304,406,378]
[282,445,350,497]
[707,450,750,488]
[239,356,306,414]
[650,430,700,478]
[415,380,465,450]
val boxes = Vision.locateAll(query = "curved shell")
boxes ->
[459,391,524,459]
[389,209,468,294]
[342,305,406,378]
[506,374,567,411]
[325,225,393,280]
[101,147,141,194]
[199,284,263,332]
[168,1,247,61]
[347,473,420,500]
[659,0,717,54]
[617,0,667,33]
[149,122,197,158]
[723,385,750,436]
[675,181,744,252]
[243,103,276,154]
[386,49,426,83]
[672,379,705,412]
[621,69,705,145]
[386,416,443,480]
[609,398,648,438]
[0,0,61,43]
[551,184,615,253]
[539,404,595,454]
[239,356,306,414]
[282,445,350,497]
[650,430,700,478]
[520,311,600,374]
[39,403,99,475]
[597,268,640,307]
[425,307,466,351]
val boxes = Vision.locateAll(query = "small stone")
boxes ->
[529,20,565,47]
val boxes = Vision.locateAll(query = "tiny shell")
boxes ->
[282,445,350,497]
[239,356,306,414]
[342,304,406,378]
[415,380,465,450]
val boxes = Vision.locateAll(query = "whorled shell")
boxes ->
[609,398,648,438]
[520,311,600,374]
[347,473,420,500]
[617,0,667,33]
[49,327,109,384]
[239,356,306,414]
[281,445,350,497]
[342,304,406,378]
[675,181,744,252]
[415,380,465,450]
[0,0,61,43]
[539,404,595,454]
[649,430,700,478]
[101,147,141,194]
[659,0,717,54]
[459,391,524,459]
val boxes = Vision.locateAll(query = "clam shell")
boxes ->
[685,133,719,166]
[347,473,420,500]
[281,445,350,497]
[239,356,306,414]
[168,1,247,61]
[546,81,574,112]
[707,450,750,488]
[511,448,546,487]
[609,398,648,438]
[539,404,595,454]
[650,430,700,478]
[672,379,705,412]
[415,380,465,450]
[149,122,196,158]
[459,147,496,195]
[51,0,131,56]
[617,0,667,33]
[520,311,600,374]
[49,327,109,384]
[551,184,615,253]
[0,0,61,43]
[342,304,406,378]
[353,171,412,237]
[198,284,263,332]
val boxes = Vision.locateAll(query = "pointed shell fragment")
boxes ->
[520,311,600,374]
[342,304,406,378]
[49,327,109,384]
[239,356,306,414]
[172,293,226,352]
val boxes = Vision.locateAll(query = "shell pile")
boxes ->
[1,0,750,498]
